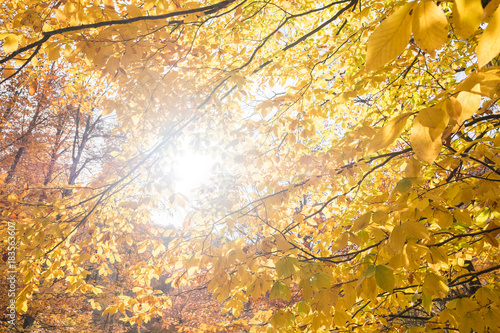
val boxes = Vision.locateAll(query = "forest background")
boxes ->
[1,0,500,331]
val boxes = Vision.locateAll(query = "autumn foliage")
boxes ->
[1,0,500,332]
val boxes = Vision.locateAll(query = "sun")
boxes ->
[152,151,215,227]
[173,151,215,195]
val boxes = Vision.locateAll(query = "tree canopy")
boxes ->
[1,0,500,331]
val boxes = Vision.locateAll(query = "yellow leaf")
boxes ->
[54,9,67,23]
[102,305,117,315]
[351,212,372,232]
[271,310,294,329]
[477,5,500,67]
[415,107,449,132]
[429,247,448,264]
[422,292,432,314]
[297,301,311,317]
[452,0,483,39]
[485,307,500,330]
[3,34,19,53]
[443,96,462,122]
[234,6,243,19]
[361,265,376,278]
[16,295,28,313]
[368,113,411,153]
[275,256,299,277]
[247,278,264,299]
[275,233,293,251]
[389,224,406,253]
[7,193,17,202]
[25,271,34,283]
[410,108,449,163]
[403,221,430,240]
[333,309,350,328]
[294,214,304,224]
[3,67,15,78]
[404,157,421,178]
[104,0,115,10]
[310,272,331,289]
[484,221,500,247]
[453,209,472,225]
[423,272,449,298]
[483,0,500,20]
[47,44,60,61]
[330,232,348,252]
[412,1,448,55]
[434,210,453,229]
[366,3,414,71]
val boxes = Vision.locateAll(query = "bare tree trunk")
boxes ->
[44,110,69,185]
[5,102,42,183]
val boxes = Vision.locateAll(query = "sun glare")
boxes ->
[153,151,215,227]
[174,151,215,195]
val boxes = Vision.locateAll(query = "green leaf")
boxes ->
[375,265,395,292]
[275,256,299,278]
[297,301,311,317]
[270,281,291,301]
[361,265,376,278]
[395,178,413,193]
[310,272,331,289]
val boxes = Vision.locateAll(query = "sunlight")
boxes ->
[174,151,215,195]
[152,151,215,227]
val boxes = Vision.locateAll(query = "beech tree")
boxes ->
[1,0,500,332]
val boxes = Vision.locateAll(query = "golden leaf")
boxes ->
[351,212,372,232]
[477,5,500,67]
[412,1,448,56]
[368,113,412,153]
[366,3,414,71]
[410,108,449,163]
[389,224,406,253]
[3,34,18,53]
[452,0,483,39]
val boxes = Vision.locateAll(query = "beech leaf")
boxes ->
[375,265,395,292]
[412,1,448,55]
[366,3,414,71]
[368,113,411,153]
[477,5,500,67]
[410,108,449,164]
